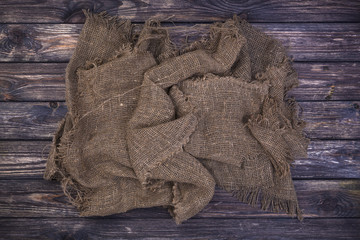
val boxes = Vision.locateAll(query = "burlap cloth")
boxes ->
[44,9,310,224]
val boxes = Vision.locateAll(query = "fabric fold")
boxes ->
[43,9,310,223]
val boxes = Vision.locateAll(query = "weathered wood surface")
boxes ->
[1,62,359,102]
[1,140,359,179]
[0,101,359,140]
[0,23,359,62]
[1,218,359,239]
[1,1,359,239]
[1,0,360,23]
[0,180,359,219]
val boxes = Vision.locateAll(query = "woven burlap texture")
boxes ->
[43,9,310,224]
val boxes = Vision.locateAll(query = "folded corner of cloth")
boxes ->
[43,8,310,224]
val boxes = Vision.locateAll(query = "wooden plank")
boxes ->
[0,63,66,101]
[0,102,68,140]
[0,101,359,140]
[289,62,360,101]
[1,62,359,102]
[0,23,359,62]
[1,218,360,240]
[302,101,360,140]
[0,0,360,23]
[294,140,360,179]
[0,140,359,180]
[0,179,359,219]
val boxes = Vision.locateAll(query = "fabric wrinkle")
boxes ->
[43,9,310,224]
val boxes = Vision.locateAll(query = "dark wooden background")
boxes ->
[0,1,360,239]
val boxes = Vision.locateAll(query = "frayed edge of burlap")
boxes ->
[129,17,180,63]
[140,120,200,225]
[245,104,310,179]
[81,9,180,67]
[145,19,180,63]
[167,182,184,225]
[79,9,135,66]
[136,113,199,224]
[79,9,244,67]
[245,51,310,174]
[245,100,293,178]
[43,114,93,214]
[239,46,308,221]
[178,15,244,57]
[82,9,132,35]
[230,186,304,221]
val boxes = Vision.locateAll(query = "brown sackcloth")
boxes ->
[44,9,310,224]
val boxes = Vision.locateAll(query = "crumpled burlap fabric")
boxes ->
[44,9,310,224]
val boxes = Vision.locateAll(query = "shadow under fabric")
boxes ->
[43,9,310,224]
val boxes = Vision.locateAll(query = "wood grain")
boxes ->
[0,23,359,62]
[0,179,359,219]
[0,101,359,140]
[1,218,360,240]
[1,140,359,179]
[0,63,66,101]
[1,62,359,102]
[0,1,359,238]
[0,0,360,23]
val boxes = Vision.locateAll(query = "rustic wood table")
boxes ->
[0,1,359,239]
